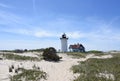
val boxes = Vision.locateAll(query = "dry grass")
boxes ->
[10,68,47,81]
[71,53,120,81]
[2,53,41,61]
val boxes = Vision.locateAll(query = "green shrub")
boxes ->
[42,47,61,61]
[14,49,24,53]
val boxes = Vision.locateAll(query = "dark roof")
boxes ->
[60,33,68,39]
[62,33,67,38]
[69,44,84,49]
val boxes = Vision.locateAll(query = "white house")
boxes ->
[69,43,85,52]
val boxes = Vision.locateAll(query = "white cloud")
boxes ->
[66,31,84,39]
[0,39,60,50]
[32,0,37,16]
[0,3,10,8]
[34,30,57,37]
[0,11,24,26]
[1,27,60,38]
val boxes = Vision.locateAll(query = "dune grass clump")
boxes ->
[71,53,120,81]
[10,68,47,81]
[66,52,87,58]
[87,50,105,56]
[2,53,40,61]
[74,74,113,81]
[9,67,13,72]
[87,50,103,53]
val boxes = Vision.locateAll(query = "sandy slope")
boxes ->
[0,53,112,81]
[41,54,94,81]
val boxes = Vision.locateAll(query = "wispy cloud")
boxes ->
[0,11,22,25]
[1,27,60,38]
[34,31,57,37]
[0,8,120,41]
[0,3,13,9]
[32,0,37,16]
[0,10,33,31]
[0,3,9,8]
[66,31,84,39]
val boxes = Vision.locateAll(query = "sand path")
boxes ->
[39,54,94,81]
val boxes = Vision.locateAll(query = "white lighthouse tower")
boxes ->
[60,33,68,52]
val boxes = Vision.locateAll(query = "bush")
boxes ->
[14,49,24,53]
[24,49,28,52]
[42,47,61,61]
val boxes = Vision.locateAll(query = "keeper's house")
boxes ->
[69,43,85,52]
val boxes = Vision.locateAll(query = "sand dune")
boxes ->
[0,53,112,81]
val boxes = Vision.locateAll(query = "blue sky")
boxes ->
[0,0,120,51]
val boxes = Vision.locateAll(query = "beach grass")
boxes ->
[2,53,41,61]
[66,52,87,58]
[71,53,120,81]
[10,68,47,81]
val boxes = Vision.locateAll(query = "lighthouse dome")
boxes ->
[62,33,66,38]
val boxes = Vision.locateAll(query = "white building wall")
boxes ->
[60,38,68,52]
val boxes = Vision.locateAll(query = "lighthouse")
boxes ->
[60,33,68,52]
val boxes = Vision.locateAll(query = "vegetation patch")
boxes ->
[42,47,62,62]
[87,50,105,56]
[112,53,120,58]
[66,52,87,58]
[71,53,120,81]
[87,50,103,53]
[2,53,40,61]
[10,68,47,81]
